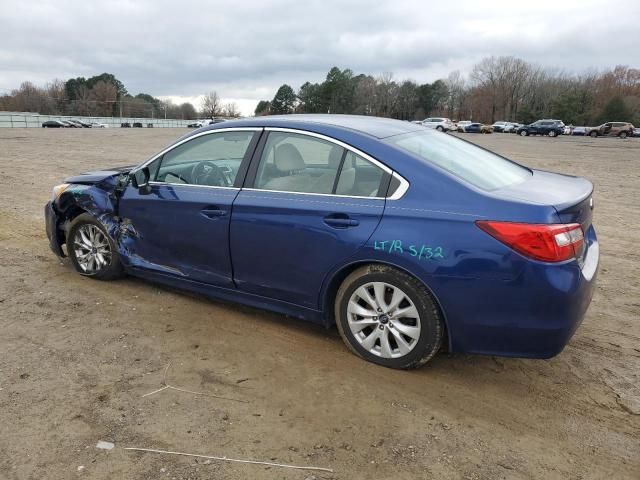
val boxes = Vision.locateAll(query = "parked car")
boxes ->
[90,122,108,128]
[187,121,204,128]
[59,120,78,128]
[121,122,131,128]
[67,120,90,128]
[587,122,634,138]
[508,123,522,133]
[464,123,493,134]
[517,120,565,137]
[421,117,456,132]
[457,121,472,132]
[633,127,640,137]
[133,122,143,128]
[502,122,518,133]
[147,123,154,128]
[42,120,66,128]
[44,115,598,369]
[492,121,509,132]
[571,127,588,136]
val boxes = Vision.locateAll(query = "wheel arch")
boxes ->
[320,259,451,351]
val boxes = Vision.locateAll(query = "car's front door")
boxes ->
[230,129,390,309]
[118,128,260,286]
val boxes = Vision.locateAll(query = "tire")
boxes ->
[436,126,444,132]
[549,130,557,137]
[519,130,528,136]
[619,131,627,139]
[67,213,124,280]
[589,131,598,138]
[335,264,444,369]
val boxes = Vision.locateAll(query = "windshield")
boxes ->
[385,131,531,191]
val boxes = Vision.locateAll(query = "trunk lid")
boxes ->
[495,169,594,231]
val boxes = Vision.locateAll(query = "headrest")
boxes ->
[274,143,305,171]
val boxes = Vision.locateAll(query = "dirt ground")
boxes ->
[0,128,638,480]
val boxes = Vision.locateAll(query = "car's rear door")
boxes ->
[229,129,391,309]
[118,128,260,286]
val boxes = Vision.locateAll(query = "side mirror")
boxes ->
[130,166,151,194]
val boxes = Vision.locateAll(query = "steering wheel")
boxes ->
[191,161,226,186]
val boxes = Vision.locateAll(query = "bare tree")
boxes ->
[202,91,222,119]
[91,81,117,116]
[222,102,241,117]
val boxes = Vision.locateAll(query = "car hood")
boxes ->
[65,165,134,184]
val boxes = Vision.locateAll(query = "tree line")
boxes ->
[0,73,240,120]
[256,58,640,126]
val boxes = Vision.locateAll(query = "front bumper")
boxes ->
[45,201,65,258]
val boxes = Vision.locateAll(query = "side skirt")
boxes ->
[125,266,326,325]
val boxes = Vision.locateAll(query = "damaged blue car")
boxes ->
[45,115,599,369]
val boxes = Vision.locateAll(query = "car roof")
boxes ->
[200,114,425,139]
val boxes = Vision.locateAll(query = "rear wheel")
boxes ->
[589,131,598,138]
[549,130,557,137]
[67,213,124,280]
[436,126,444,132]
[519,130,528,136]
[335,265,444,369]
[619,131,627,139]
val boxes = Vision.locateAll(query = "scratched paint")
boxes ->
[374,240,444,261]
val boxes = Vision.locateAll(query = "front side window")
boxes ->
[254,132,387,197]
[150,131,256,187]
[385,130,531,191]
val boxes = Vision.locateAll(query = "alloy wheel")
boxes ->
[73,224,111,273]
[347,282,421,358]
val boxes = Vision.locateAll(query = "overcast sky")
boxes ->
[1,0,639,115]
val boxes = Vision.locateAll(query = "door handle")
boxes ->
[201,207,226,218]
[324,215,359,228]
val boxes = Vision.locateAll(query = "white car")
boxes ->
[492,121,509,132]
[457,121,472,132]
[421,117,456,132]
[90,122,108,128]
[503,122,519,133]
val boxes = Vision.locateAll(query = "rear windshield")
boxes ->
[385,131,531,191]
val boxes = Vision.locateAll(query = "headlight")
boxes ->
[52,183,70,199]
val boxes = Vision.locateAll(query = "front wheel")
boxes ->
[619,131,627,139]
[436,126,444,132]
[67,213,124,280]
[519,130,528,136]
[335,265,444,369]
[549,130,557,137]
[589,131,598,138]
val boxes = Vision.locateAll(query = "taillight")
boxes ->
[476,221,584,262]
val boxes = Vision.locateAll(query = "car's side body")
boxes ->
[421,117,456,132]
[42,120,65,128]
[587,122,635,138]
[464,123,493,134]
[517,120,565,137]
[45,115,598,360]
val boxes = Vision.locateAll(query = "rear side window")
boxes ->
[253,132,387,197]
[385,131,531,191]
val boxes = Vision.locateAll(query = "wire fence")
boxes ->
[0,111,194,128]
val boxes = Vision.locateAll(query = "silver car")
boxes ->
[421,117,456,132]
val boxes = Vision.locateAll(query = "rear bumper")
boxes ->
[44,201,65,258]
[443,227,599,358]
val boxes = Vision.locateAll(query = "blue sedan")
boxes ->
[45,115,599,369]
